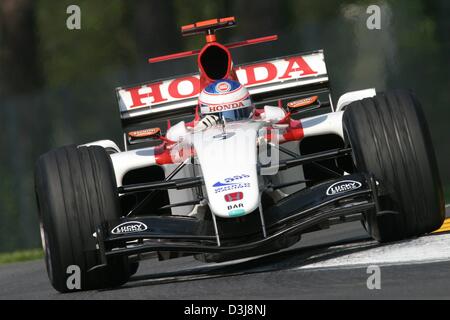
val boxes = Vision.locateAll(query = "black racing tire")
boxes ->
[343,90,445,242]
[128,262,139,277]
[35,145,130,293]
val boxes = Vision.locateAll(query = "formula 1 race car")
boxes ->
[35,17,445,292]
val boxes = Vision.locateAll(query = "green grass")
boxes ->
[0,249,44,265]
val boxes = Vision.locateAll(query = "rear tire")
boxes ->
[35,145,130,292]
[343,90,444,242]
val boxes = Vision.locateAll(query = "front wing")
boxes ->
[91,172,380,269]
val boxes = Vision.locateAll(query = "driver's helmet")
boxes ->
[199,79,254,122]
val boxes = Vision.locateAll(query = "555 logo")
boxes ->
[213,174,251,193]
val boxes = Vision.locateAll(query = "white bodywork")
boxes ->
[301,112,344,138]
[109,147,158,185]
[84,109,348,218]
[103,112,346,183]
[336,88,376,111]
[261,105,287,122]
[186,122,262,217]
[81,140,121,153]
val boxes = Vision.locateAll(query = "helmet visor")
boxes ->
[213,107,254,122]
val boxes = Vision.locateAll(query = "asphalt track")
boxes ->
[0,206,449,300]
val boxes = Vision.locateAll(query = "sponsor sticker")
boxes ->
[287,95,318,109]
[224,192,244,202]
[213,174,251,194]
[227,203,244,211]
[216,81,231,93]
[111,221,148,235]
[213,174,250,187]
[128,127,160,138]
[200,97,252,115]
[208,101,245,112]
[326,180,362,196]
[214,183,250,194]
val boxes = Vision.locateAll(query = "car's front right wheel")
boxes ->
[343,90,444,242]
[35,145,131,292]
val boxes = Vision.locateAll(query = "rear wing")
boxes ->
[116,50,330,146]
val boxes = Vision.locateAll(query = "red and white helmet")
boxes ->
[198,79,254,122]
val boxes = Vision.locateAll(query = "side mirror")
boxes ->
[128,127,161,144]
[287,96,319,113]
